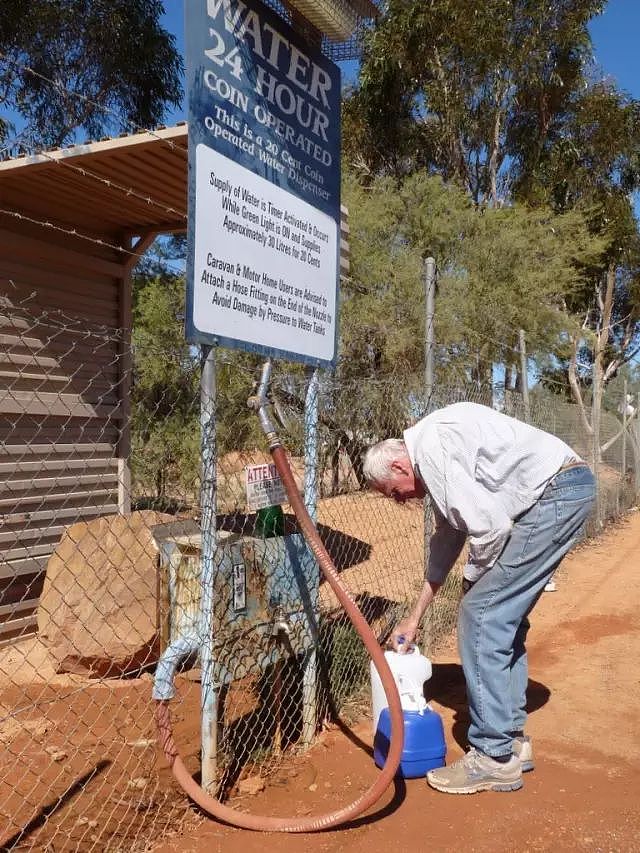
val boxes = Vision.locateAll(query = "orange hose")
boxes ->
[154,443,405,832]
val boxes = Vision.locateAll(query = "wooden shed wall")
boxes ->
[0,214,127,642]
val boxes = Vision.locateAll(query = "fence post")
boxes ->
[424,257,436,407]
[592,360,602,525]
[199,345,218,791]
[621,379,628,482]
[301,367,319,747]
[117,238,133,514]
[518,329,531,423]
[423,257,436,654]
[634,399,640,498]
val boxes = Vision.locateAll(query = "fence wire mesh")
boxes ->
[0,297,638,851]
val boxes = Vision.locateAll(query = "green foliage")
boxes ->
[340,168,600,384]
[131,268,200,501]
[0,0,182,149]
[130,242,276,502]
[343,0,640,409]
[438,204,605,350]
[344,0,603,201]
[523,83,640,215]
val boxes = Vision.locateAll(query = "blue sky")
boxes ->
[588,0,640,98]
[161,0,640,122]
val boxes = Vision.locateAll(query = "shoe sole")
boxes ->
[427,777,523,795]
[520,760,534,772]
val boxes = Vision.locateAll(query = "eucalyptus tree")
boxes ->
[528,83,640,453]
[340,169,600,388]
[343,0,603,203]
[0,0,182,151]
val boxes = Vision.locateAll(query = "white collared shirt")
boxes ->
[403,402,580,583]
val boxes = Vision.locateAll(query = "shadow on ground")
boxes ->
[426,662,551,751]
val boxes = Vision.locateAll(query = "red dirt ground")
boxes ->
[153,512,640,853]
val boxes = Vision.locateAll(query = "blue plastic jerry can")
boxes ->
[373,706,446,778]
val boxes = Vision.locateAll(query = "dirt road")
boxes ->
[154,512,640,853]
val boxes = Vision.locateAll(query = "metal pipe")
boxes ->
[423,258,436,653]
[592,359,602,525]
[424,256,436,409]
[519,329,531,423]
[304,368,320,522]
[622,379,628,480]
[247,359,280,445]
[200,345,218,792]
[152,635,199,700]
[302,366,320,746]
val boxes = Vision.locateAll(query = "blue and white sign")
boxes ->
[185,0,341,366]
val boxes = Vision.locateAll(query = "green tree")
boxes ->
[131,265,200,505]
[340,169,600,386]
[344,0,603,203]
[0,0,182,150]
[528,84,640,458]
[343,0,640,469]
[322,169,600,485]
[131,242,270,505]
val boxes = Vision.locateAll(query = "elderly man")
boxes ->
[363,401,595,795]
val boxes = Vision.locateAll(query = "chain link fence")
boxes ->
[1,298,638,850]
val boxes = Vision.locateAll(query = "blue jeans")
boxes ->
[457,465,596,758]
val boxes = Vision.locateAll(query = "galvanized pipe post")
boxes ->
[199,345,218,791]
[635,404,640,497]
[424,257,436,408]
[301,366,319,747]
[622,379,628,481]
[518,329,531,423]
[592,360,602,526]
[423,257,436,654]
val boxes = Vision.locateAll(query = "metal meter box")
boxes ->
[153,520,319,685]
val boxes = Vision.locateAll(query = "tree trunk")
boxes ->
[488,86,505,207]
[567,335,592,437]
[592,263,617,466]
[566,263,619,464]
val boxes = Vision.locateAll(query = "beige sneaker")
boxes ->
[513,735,534,772]
[427,748,523,794]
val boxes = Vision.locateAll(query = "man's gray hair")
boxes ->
[362,438,407,484]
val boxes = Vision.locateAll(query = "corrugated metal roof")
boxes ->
[0,125,188,237]
[0,124,350,275]
[282,0,379,42]
[262,0,380,59]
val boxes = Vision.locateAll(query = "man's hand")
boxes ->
[390,616,419,653]
[390,579,442,653]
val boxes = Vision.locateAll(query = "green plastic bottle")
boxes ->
[255,504,285,538]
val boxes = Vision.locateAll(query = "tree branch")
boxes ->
[600,410,639,455]
[567,335,592,435]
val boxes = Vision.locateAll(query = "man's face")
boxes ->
[373,454,426,503]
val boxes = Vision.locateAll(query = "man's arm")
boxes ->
[426,505,467,584]
[390,578,442,652]
[391,509,465,652]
